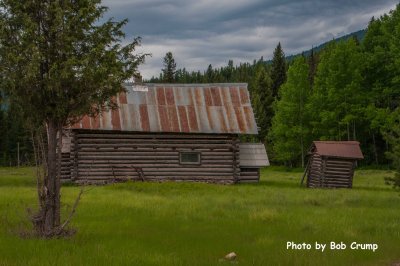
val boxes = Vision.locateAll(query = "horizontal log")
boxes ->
[325,170,351,176]
[201,159,234,163]
[238,176,259,180]
[76,156,234,162]
[78,169,234,176]
[76,160,233,165]
[308,185,350,188]
[76,143,233,149]
[239,172,259,176]
[75,151,234,157]
[76,162,234,167]
[308,181,351,187]
[78,167,233,173]
[78,146,232,152]
[321,177,350,182]
[76,159,178,164]
[76,172,235,178]
[76,137,233,144]
[77,155,179,159]
[75,160,234,165]
[310,161,322,165]
[324,174,351,179]
[326,163,353,168]
[75,133,233,140]
[326,160,354,165]
[77,138,232,144]
[325,165,352,170]
[78,151,179,156]
[309,171,322,176]
[310,175,350,181]
[76,175,235,180]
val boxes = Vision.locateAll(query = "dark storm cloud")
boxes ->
[102,0,398,78]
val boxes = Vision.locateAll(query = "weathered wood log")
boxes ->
[63,130,248,183]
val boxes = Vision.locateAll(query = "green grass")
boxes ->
[0,167,399,266]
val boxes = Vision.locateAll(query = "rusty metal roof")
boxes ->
[239,143,270,167]
[311,141,364,159]
[71,83,258,134]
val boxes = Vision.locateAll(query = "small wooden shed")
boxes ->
[303,141,364,188]
[61,83,269,184]
[238,143,270,183]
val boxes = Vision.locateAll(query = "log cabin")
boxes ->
[61,83,269,184]
[303,141,364,188]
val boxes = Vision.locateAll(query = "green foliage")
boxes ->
[162,51,177,83]
[361,4,400,165]
[0,0,146,233]
[363,8,400,111]
[271,42,287,98]
[384,109,400,188]
[267,5,400,169]
[250,63,273,142]
[0,0,146,127]
[270,56,311,167]
[307,48,319,88]
[0,103,33,166]
[150,59,260,84]
[308,39,364,141]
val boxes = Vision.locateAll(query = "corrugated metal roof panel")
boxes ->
[71,83,258,134]
[312,141,364,159]
[239,143,270,167]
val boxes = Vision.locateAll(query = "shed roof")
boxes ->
[71,83,258,135]
[239,143,270,168]
[311,141,364,159]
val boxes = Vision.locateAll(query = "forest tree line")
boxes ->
[150,6,400,172]
[1,5,399,178]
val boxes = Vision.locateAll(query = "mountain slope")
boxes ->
[284,29,366,62]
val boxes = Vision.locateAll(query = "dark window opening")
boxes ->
[180,152,201,165]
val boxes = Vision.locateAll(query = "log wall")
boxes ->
[238,168,259,183]
[62,130,242,184]
[307,154,355,188]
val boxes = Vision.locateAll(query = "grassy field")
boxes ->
[0,167,399,266]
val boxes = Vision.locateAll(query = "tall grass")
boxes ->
[0,167,399,265]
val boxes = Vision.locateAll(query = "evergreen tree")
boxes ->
[226,60,234,81]
[0,0,145,236]
[270,56,311,167]
[384,108,400,189]
[308,48,319,88]
[271,42,287,98]
[250,64,273,142]
[162,51,177,83]
[0,95,6,165]
[205,64,214,82]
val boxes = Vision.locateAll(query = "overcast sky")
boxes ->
[103,0,398,79]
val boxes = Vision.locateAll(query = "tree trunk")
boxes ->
[372,133,378,165]
[43,120,60,235]
[300,135,304,168]
[55,124,62,227]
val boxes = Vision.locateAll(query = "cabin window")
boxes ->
[180,152,201,165]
